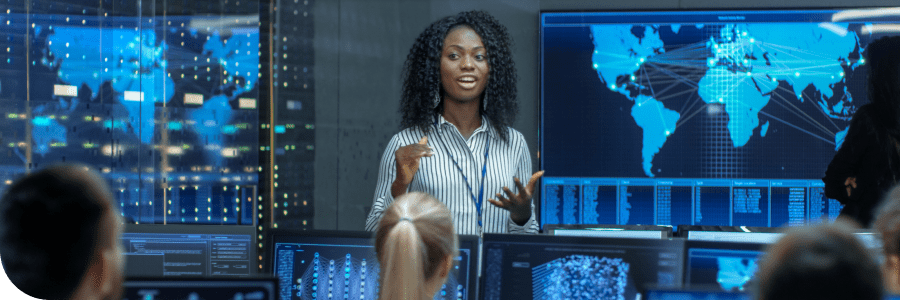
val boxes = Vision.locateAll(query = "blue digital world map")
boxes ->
[42,17,258,163]
[1,14,260,173]
[0,14,262,223]
[542,19,881,179]
[592,23,858,177]
[716,256,758,291]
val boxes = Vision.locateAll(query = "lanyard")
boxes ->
[433,117,491,236]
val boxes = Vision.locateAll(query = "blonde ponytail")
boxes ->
[375,192,457,300]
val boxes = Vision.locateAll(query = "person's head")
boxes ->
[865,36,900,123]
[875,184,900,293]
[400,10,517,142]
[0,164,124,300]
[755,221,882,300]
[374,192,458,300]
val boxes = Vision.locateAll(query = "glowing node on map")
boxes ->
[860,58,866,65]
[639,57,645,63]
[609,84,616,90]
[750,38,755,43]
[746,72,751,77]
[839,72,845,77]
[630,75,636,81]
[718,97,724,103]
[707,58,716,67]
[665,130,671,136]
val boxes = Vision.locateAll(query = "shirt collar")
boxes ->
[435,114,498,140]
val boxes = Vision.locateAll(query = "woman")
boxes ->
[824,36,900,226]
[374,192,457,300]
[365,10,541,235]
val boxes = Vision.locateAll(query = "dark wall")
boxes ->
[312,0,899,230]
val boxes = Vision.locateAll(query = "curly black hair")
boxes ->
[399,10,517,142]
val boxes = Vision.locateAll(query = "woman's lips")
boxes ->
[457,76,477,89]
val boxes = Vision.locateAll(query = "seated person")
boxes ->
[875,185,900,294]
[0,164,124,300]
[374,192,457,300]
[755,221,882,300]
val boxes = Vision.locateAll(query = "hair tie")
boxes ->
[398,217,413,223]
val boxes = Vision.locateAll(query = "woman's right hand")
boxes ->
[391,136,432,198]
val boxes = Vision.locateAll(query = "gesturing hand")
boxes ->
[488,170,544,225]
[391,136,432,198]
[845,177,857,197]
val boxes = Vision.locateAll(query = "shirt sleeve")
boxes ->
[823,108,872,204]
[506,131,540,234]
[365,134,404,232]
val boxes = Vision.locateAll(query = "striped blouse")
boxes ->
[364,115,539,235]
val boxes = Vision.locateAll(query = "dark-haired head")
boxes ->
[865,36,900,130]
[400,10,517,142]
[754,221,882,300]
[0,164,124,300]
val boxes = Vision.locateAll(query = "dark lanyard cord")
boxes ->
[432,117,491,233]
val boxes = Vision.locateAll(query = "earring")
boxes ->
[482,94,488,111]
[432,83,442,109]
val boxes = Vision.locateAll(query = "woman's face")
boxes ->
[440,26,489,105]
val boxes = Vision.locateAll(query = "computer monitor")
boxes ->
[480,233,684,300]
[122,224,256,277]
[0,12,262,225]
[122,277,277,300]
[684,240,767,292]
[686,231,782,243]
[644,288,749,300]
[545,224,671,239]
[539,8,900,229]
[270,230,478,300]
[678,226,782,243]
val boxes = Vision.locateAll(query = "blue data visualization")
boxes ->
[0,13,261,224]
[539,8,900,228]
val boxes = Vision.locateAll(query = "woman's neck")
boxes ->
[442,97,482,140]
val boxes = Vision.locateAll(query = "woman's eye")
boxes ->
[448,53,459,59]
[476,54,486,60]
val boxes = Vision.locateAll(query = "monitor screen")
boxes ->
[540,8,900,229]
[684,241,767,292]
[645,289,749,300]
[546,224,671,239]
[686,231,782,243]
[0,13,261,225]
[481,234,684,300]
[122,224,256,277]
[123,277,276,300]
[551,229,667,239]
[271,230,478,300]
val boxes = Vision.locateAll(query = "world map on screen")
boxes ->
[14,15,260,170]
[590,23,861,177]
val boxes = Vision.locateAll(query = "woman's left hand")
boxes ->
[489,171,545,225]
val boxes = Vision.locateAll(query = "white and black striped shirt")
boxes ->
[365,115,539,235]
